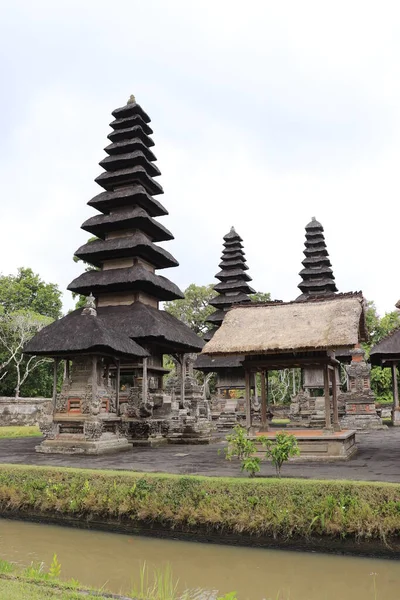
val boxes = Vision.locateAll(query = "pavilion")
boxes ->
[370,299,400,426]
[202,294,367,459]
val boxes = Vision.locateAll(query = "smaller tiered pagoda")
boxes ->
[296,217,338,301]
[195,228,255,425]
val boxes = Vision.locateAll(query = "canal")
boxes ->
[0,518,399,599]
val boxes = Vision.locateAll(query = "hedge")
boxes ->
[0,464,399,544]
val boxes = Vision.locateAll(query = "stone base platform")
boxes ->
[253,429,357,461]
[36,436,131,455]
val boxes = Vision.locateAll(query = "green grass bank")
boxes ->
[0,426,41,438]
[0,464,400,554]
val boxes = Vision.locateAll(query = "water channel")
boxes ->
[0,518,399,599]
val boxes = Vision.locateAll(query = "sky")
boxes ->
[0,0,399,316]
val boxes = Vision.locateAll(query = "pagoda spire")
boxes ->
[297,217,338,300]
[68,96,184,306]
[203,227,255,341]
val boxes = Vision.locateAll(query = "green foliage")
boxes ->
[48,553,62,579]
[132,562,179,600]
[249,292,271,303]
[261,432,300,477]
[0,426,41,438]
[0,310,53,398]
[0,268,62,320]
[241,456,261,477]
[364,300,400,402]
[225,424,256,461]
[1,464,400,545]
[164,284,216,335]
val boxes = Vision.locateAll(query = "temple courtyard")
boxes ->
[1,429,400,482]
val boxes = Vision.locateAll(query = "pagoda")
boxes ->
[195,227,255,419]
[296,217,338,301]
[25,95,208,453]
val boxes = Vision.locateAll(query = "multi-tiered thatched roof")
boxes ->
[297,217,338,300]
[26,96,203,357]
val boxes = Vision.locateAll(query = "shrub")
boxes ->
[261,432,300,477]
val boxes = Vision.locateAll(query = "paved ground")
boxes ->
[1,429,400,482]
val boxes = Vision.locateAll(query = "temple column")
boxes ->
[180,354,185,406]
[392,363,400,426]
[92,356,98,405]
[115,359,120,416]
[260,370,268,432]
[323,364,332,431]
[245,369,251,429]
[331,366,340,431]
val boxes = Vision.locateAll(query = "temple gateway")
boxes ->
[25,96,211,454]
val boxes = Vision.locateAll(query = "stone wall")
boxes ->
[0,397,52,427]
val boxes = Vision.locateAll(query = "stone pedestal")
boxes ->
[392,407,400,426]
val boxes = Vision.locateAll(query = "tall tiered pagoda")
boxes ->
[296,217,338,301]
[25,95,207,453]
[195,227,255,392]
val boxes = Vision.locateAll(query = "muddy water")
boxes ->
[0,518,399,599]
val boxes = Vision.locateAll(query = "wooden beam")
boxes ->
[260,370,267,429]
[331,365,340,431]
[392,364,399,409]
[116,359,120,416]
[142,357,148,405]
[245,369,251,429]
[324,364,332,430]
[180,354,185,406]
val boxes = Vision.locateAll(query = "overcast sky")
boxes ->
[1,0,399,316]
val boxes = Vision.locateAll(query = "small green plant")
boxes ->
[261,432,300,477]
[225,424,255,461]
[132,562,179,600]
[48,553,62,578]
[241,456,261,478]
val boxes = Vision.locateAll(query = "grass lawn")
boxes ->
[0,577,114,599]
[0,426,41,439]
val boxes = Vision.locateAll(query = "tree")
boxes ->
[364,300,400,403]
[0,268,62,320]
[164,284,216,336]
[0,310,52,398]
[72,237,99,309]
[250,291,271,302]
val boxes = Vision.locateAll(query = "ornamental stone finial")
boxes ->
[82,293,97,317]
[396,299,400,310]
[127,94,136,105]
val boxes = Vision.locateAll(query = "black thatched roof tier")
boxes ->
[68,264,184,300]
[81,207,173,241]
[370,327,400,365]
[206,309,226,324]
[110,114,153,135]
[108,125,154,145]
[209,293,252,308]
[26,302,204,357]
[24,313,149,358]
[74,232,178,270]
[223,227,243,242]
[224,239,244,248]
[112,98,151,122]
[95,165,163,194]
[88,185,168,216]
[297,217,337,298]
[105,137,155,157]
[99,150,160,175]
[194,353,245,372]
[101,143,157,165]
[213,280,255,294]
[215,268,252,281]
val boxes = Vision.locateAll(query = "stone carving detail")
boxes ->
[39,418,58,440]
[84,419,104,440]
